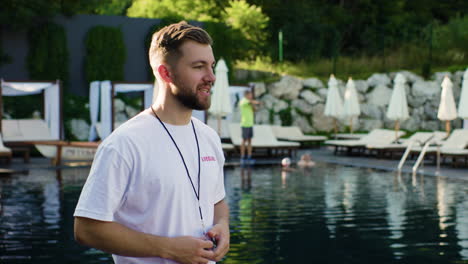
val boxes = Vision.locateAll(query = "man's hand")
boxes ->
[251,99,262,106]
[167,236,216,264]
[206,223,230,262]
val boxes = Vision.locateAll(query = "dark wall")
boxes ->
[0,30,29,81]
[1,14,162,96]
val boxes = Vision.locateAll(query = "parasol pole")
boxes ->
[349,117,353,134]
[394,120,400,141]
[445,120,450,136]
[334,118,338,139]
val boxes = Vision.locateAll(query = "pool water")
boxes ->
[0,163,467,263]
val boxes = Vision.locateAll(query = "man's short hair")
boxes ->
[149,21,212,71]
[244,90,253,96]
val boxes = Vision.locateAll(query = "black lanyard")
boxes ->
[150,107,206,234]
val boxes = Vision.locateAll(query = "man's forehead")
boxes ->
[179,40,215,63]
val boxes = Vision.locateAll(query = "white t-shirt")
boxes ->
[74,110,226,264]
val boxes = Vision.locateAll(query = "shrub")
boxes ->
[84,26,126,83]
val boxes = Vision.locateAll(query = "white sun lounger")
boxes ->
[3,119,97,163]
[272,125,327,146]
[325,128,406,155]
[229,123,300,157]
[365,131,447,158]
[409,129,468,167]
[411,129,468,153]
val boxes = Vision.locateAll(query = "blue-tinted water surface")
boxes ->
[0,163,467,263]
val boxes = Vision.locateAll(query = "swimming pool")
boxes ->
[0,163,467,263]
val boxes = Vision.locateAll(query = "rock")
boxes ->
[367,85,392,106]
[273,99,289,113]
[421,120,440,131]
[70,119,90,141]
[397,70,424,84]
[452,81,461,101]
[433,72,452,83]
[367,73,391,87]
[260,94,277,109]
[423,104,438,120]
[358,93,366,103]
[114,98,126,112]
[407,93,426,108]
[291,99,314,114]
[453,71,464,87]
[430,94,441,108]
[125,106,139,118]
[255,108,270,124]
[32,111,41,119]
[115,112,128,123]
[412,106,425,117]
[317,88,328,99]
[302,77,324,89]
[361,103,383,119]
[267,75,303,100]
[411,80,439,98]
[300,90,323,105]
[354,80,369,93]
[273,114,282,126]
[401,116,421,131]
[252,82,266,97]
[360,119,383,131]
[311,104,335,132]
[292,112,315,133]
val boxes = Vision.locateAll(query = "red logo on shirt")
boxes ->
[202,156,216,162]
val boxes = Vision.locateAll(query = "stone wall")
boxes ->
[251,70,466,133]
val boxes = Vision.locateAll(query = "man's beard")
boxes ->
[173,82,211,111]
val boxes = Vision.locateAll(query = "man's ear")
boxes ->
[157,64,172,83]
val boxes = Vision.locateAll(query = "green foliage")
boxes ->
[202,21,242,79]
[247,0,468,62]
[62,92,89,140]
[433,15,468,59]
[60,0,133,16]
[7,22,69,120]
[84,26,126,82]
[223,0,269,58]
[3,95,42,119]
[127,0,222,22]
[92,0,132,15]
[126,0,268,62]
[27,22,69,85]
[278,108,292,126]
[0,0,60,30]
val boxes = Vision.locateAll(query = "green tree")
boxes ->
[223,0,269,57]
[127,0,222,21]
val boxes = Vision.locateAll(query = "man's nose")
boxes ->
[206,68,216,84]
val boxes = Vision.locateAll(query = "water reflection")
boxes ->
[456,199,468,259]
[437,177,455,231]
[386,173,408,259]
[42,180,60,226]
[324,169,342,238]
[0,164,467,263]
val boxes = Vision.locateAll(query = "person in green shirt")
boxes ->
[238,90,261,164]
